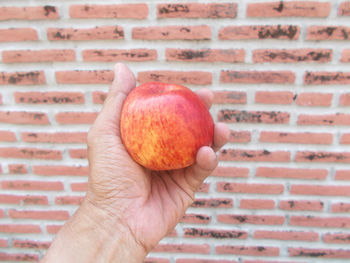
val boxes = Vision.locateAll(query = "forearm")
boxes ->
[41,200,146,263]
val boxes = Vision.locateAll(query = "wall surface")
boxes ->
[0,0,350,262]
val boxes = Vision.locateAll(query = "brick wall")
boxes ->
[0,0,350,262]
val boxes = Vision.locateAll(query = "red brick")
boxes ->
[69,148,88,159]
[247,2,330,17]
[218,214,285,225]
[48,26,124,41]
[341,49,350,62]
[0,194,48,205]
[8,164,27,174]
[46,225,62,234]
[279,200,324,211]
[0,111,49,125]
[9,209,69,220]
[15,91,84,104]
[341,134,350,144]
[184,228,247,239]
[0,224,41,233]
[83,49,157,62]
[191,198,233,208]
[228,131,251,143]
[0,28,38,42]
[137,71,212,85]
[33,165,88,176]
[213,91,246,104]
[177,259,237,263]
[260,131,332,145]
[56,70,113,84]
[55,112,98,124]
[324,233,350,243]
[0,252,38,261]
[218,110,290,124]
[133,25,211,40]
[1,180,63,191]
[219,25,300,40]
[0,71,45,85]
[0,130,16,142]
[92,91,107,104]
[254,230,319,241]
[221,70,295,84]
[296,92,333,106]
[13,239,51,249]
[289,247,350,258]
[152,244,210,254]
[22,132,87,143]
[257,167,328,180]
[0,147,61,160]
[298,113,350,126]
[211,166,249,178]
[158,3,236,18]
[220,149,290,162]
[240,199,275,210]
[217,182,284,194]
[70,4,148,19]
[216,245,279,256]
[255,91,294,104]
[166,48,244,63]
[55,196,84,205]
[253,48,332,63]
[290,216,350,228]
[243,261,304,263]
[0,239,8,248]
[181,213,211,224]
[3,49,75,63]
[291,184,350,196]
[295,151,350,163]
[331,202,350,213]
[0,6,58,20]
[71,182,87,192]
[335,170,350,180]
[305,71,350,85]
[339,2,350,16]
[340,93,350,105]
[145,258,170,263]
[307,26,350,40]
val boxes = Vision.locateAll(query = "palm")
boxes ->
[87,133,196,251]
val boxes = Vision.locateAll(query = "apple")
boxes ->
[120,82,214,171]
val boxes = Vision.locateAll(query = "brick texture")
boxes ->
[0,1,349,262]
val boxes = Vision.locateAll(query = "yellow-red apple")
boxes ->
[120,82,214,171]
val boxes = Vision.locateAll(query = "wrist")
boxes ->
[42,198,147,263]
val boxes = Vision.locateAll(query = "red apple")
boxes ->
[120,82,214,171]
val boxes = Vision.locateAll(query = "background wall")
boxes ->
[0,0,350,262]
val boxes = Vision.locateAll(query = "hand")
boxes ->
[41,63,229,263]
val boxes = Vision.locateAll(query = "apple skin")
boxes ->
[120,82,214,171]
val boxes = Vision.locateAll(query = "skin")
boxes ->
[41,63,229,263]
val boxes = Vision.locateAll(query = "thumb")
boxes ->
[91,63,136,137]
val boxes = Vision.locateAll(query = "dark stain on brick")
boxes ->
[54,31,71,40]
[185,228,245,239]
[257,246,266,251]
[273,1,284,12]
[84,5,90,12]
[258,25,298,39]
[223,183,232,191]
[288,201,295,208]
[27,133,38,138]
[32,113,45,120]
[159,4,189,14]
[113,27,124,37]
[44,6,57,16]
[293,94,298,100]
[180,27,191,33]
[233,215,247,223]
[341,28,349,40]
[8,72,41,84]
[194,214,210,221]
[177,50,209,60]
[219,110,286,123]
[303,152,346,161]
[297,251,328,257]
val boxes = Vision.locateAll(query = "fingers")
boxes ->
[195,88,213,109]
[89,63,136,137]
[212,122,230,152]
[185,146,218,192]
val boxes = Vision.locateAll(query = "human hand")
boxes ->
[41,63,229,263]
